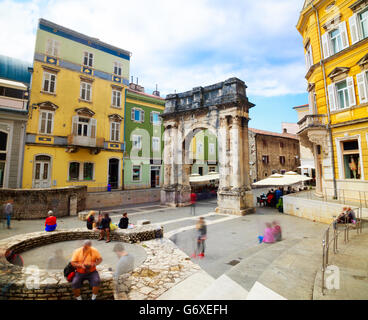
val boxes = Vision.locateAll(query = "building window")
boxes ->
[112,90,121,108]
[152,137,160,152]
[131,108,144,122]
[317,145,321,155]
[83,163,94,181]
[357,71,368,104]
[132,135,142,149]
[330,28,343,55]
[150,111,161,125]
[280,142,284,148]
[46,39,60,57]
[280,156,286,165]
[209,166,216,173]
[113,62,122,76]
[39,111,54,134]
[69,162,94,181]
[328,77,356,111]
[42,72,56,93]
[341,140,361,179]
[359,9,368,39]
[305,43,313,70]
[262,140,267,147]
[132,165,141,181]
[336,80,349,109]
[110,122,120,142]
[80,82,92,101]
[83,52,93,67]
[72,116,96,138]
[322,22,349,58]
[262,155,269,164]
[209,143,215,155]
[77,117,89,136]
[197,142,203,154]
[69,162,80,181]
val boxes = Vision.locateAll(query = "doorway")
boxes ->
[151,166,160,188]
[33,155,51,188]
[108,158,119,189]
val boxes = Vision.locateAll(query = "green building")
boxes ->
[123,86,165,189]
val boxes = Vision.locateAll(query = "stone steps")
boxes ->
[252,237,322,300]
[224,239,299,293]
[313,231,368,300]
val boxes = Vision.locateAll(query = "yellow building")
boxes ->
[23,19,131,191]
[297,0,368,203]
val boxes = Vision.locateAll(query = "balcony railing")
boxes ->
[0,96,27,111]
[297,114,327,134]
[67,134,104,148]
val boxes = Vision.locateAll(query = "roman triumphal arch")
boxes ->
[160,77,255,215]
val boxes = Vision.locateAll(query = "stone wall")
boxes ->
[283,194,368,224]
[86,188,161,209]
[0,186,87,219]
[0,225,163,300]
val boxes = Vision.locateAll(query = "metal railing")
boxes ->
[292,187,368,208]
[321,207,363,295]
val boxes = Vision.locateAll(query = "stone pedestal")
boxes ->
[161,185,191,207]
[216,188,255,216]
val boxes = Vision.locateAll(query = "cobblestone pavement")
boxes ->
[116,238,201,300]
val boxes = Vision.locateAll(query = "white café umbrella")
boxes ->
[252,173,290,186]
[253,172,311,186]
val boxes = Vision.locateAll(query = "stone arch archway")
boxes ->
[161,78,255,215]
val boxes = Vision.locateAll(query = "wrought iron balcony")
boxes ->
[297,114,327,134]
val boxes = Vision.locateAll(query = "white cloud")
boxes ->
[0,0,307,97]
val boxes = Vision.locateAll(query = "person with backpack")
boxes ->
[86,211,96,230]
[70,240,102,300]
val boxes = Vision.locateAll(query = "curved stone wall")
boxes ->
[0,225,163,300]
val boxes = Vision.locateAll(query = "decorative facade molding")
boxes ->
[357,53,368,70]
[41,65,60,73]
[349,0,368,13]
[322,14,342,32]
[75,107,95,117]
[36,101,59,111]
[327,67,350,82]
[108,113,123,122]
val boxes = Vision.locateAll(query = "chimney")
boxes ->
[152,84,160,97]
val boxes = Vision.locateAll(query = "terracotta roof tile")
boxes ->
[249,128,299,140]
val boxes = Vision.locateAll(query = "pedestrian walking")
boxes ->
[45,210,57,232]
[47,248,67,270]
[4,199,13,229]
[71,240,102,300]
[190,192,197,216]
[98,213,111,243]
[112,243,134,297]
[192,217,207,259]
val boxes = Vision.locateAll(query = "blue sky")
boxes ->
[0,0,308,132]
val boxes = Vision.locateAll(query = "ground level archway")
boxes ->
[161,78,255,215]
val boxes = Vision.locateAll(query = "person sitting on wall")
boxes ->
[45,210,57,232]
[86,211,97,230]
[118,212,129,229]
